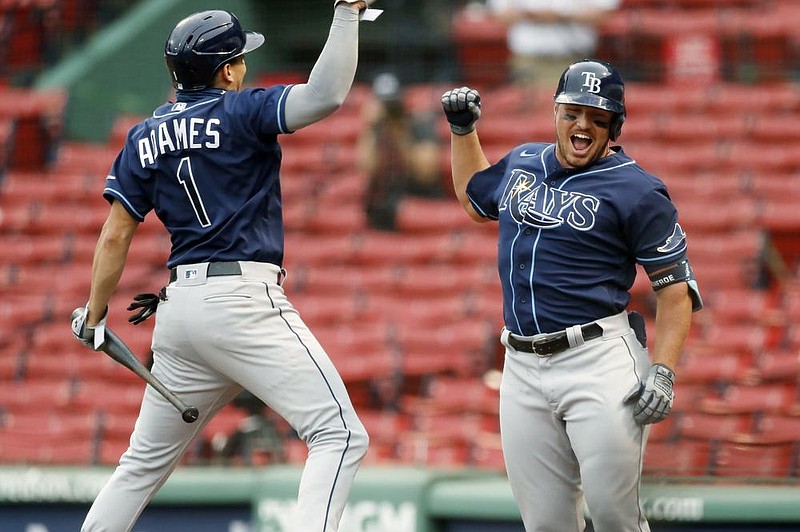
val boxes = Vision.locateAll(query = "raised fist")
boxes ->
[441,87,482,136]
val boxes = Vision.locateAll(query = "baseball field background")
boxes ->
[2,0,800,530]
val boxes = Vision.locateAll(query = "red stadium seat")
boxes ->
[393,321,494,362]
[71,379,145,415]
[413,411,496,445]
[704,288,784,326]
[356,409,412,446]
[0,292,50,329]
[0,380,73,413]
[677,197,759,234]
[1,409,98,440]
[52,142,119,176]
[694,323,772,356]
[394,197,469,234]
[676,412,754,442]
[676,354,749,385]
[0,234,67,266]
[329,349,395,383]
[699,383,798,415]
[687,230,764,264]
[396,430,471,467]
[97,436,130,466]
[0,430,95,465]
[648,415,679,443]
[406,376,499,416]
[643,441,712,477]
[471,431,506,471]
[664,170,744,205]
[742,415,800,445]
[748,350,800,382]
[0,170,96,204]
[759,199,800,231]
[712,442,795,478]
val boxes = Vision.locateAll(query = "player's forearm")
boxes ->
[651,282,693,370]
[450,132,489,221]
[87,204,138,325]
[283,5,361,131]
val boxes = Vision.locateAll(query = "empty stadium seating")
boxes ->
[1,1,799,479]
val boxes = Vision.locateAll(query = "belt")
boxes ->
[508,323,603,356]
[169,261,242,283]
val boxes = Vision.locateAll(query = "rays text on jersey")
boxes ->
[499,169,600,230]
[137,117,222,168]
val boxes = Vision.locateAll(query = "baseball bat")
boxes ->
[71,308,199,423]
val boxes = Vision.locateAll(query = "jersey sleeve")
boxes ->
[465,155,510,220]
[235,85,293,139]
[627,186,688,274]
[102,134,153,222]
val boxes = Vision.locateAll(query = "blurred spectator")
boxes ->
[358,72,445,231]
[211,391,287,466]
[485,0,620,87]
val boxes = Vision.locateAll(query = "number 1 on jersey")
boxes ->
[177,156,211,227]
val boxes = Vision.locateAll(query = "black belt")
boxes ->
[169,261,242,283]
[508,323,603,356]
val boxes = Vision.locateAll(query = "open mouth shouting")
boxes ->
[571,132,593,155]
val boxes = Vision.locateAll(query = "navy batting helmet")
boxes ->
[554,59,626,141]
[164,10,265,92]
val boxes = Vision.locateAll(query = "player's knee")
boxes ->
[349,421,370,461]
[307,420,368,457]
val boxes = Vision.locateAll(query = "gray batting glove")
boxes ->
[334,0,382,20]
[71,304,108,350]
[334,0,377,5]
[624,363,675,425]
[441,87,481,135]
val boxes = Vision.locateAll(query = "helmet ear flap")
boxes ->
[610,113,625,141]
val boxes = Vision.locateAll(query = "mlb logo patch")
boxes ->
[184,269,198,280]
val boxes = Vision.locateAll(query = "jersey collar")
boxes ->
[546,144,628,179]
[175,88,227,102]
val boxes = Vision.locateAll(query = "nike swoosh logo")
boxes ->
[520,150,538,157]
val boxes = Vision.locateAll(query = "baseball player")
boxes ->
[440,60,702,531]
[70,3,380,531]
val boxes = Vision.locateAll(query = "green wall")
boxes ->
[34,0,279,142]
[1,465,800,529]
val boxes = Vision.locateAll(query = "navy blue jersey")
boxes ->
[467,143,687,335]
[103,86,292,268]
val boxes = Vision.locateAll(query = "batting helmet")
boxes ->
[554,59,626,141]
[164,10,265,92]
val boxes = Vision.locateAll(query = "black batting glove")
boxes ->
[624,363,675,425]
[441,87,481,135]
[127,291,163,325]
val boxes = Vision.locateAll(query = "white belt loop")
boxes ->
[500,328,512,350]
[566,324,585,349]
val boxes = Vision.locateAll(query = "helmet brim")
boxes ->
[243,31,265,54]
[554,93,625,115]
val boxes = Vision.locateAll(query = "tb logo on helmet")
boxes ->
[581,72,602,94]
[554,59,627,140]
